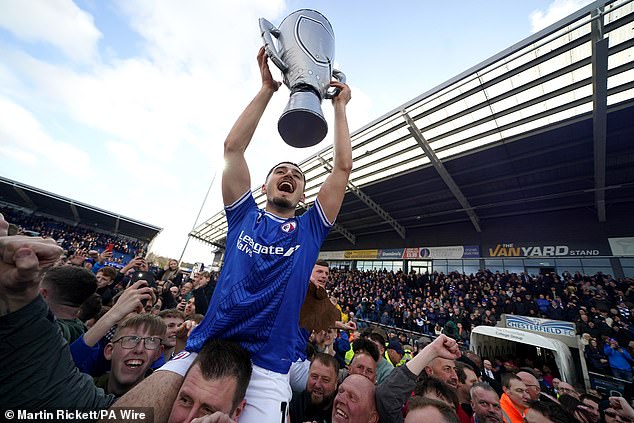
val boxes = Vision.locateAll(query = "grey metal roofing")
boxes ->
[0,175,162,242]
[191,0,634,249]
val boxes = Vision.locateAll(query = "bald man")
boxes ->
[517,371,540,405]
[425,357,459,389]
[332,374,379,423]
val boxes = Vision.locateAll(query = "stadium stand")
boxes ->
[2,1,633,421]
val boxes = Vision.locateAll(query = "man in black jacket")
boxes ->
[290,353,339,423]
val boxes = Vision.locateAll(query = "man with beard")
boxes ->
[290,353,339,423]
[470,382,504,423]
[425,357,459,390]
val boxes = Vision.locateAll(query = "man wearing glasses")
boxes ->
[99,313,166,397]
[516,371,541,405]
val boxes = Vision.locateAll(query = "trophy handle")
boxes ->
[325,69,346,99]
[259,18,288,72]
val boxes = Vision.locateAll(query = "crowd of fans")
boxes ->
[0,205,147,263]
[325,268,634,381]
[1,208,633,422]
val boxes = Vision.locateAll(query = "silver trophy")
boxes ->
[259,9,345,148]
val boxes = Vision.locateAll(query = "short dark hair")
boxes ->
[501,373,521,389]
[559,395,595,423]
[369,333,386,351]
[191,339,252,413]
[312,352,340,375]
[266,161,306,184]
[455,361,475,384]
[414,377,459,408]
[158,308,185,320]
[98,266,117,280]
[352,338,380,362]
[41,265,98,307]
[407,396,460,423]
[461,351,482,370]
[315,260,329,268]
[579,393,600,404]
[529,400,576,423]
[458,353,482,378]
[77,293,103,322]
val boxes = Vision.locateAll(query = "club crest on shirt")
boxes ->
[173,351,191,361]
[281,221,297,233]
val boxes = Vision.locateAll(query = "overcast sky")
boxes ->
[0,0,594,263]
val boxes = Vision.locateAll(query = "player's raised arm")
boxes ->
[222,47,282,206]
[315,81,353,223]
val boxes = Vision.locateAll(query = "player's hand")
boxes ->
[330,81,351,107]
[257,47,282,92]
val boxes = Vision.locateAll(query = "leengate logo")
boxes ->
[237,231,301,257]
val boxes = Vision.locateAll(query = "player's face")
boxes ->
[263,164,305,210]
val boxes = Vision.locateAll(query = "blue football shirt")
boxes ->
[186,191,332,373]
